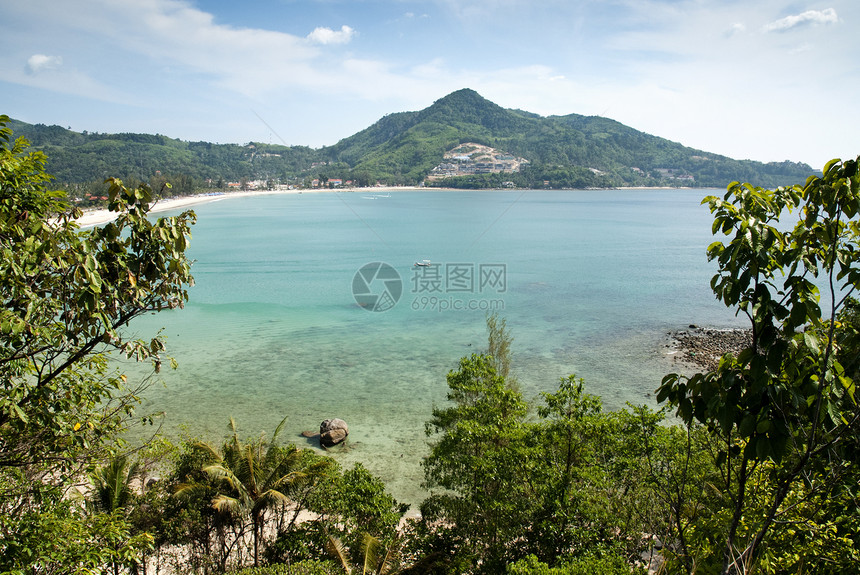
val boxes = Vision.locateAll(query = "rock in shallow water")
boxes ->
[670,327,753,371]
[319,418,349,448]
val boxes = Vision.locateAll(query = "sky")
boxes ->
[1,0,857,168]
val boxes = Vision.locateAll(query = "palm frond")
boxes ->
[203,463,251,506]
[255,488,291,512]
[174,481,203,499]
[188,440,222,464]
[270,415,289,446]
[88,454,138,513]
[211,493,246,516]
[377,535,402,575]
[326,533,352,575]
[270,470,308,493]
[361,533,381,575]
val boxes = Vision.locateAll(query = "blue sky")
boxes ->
[1,0,857,168]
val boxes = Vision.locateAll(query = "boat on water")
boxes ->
[414,259,431,267]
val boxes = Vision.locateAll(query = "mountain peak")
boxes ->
[427,89,500,115]
[433,88,487,106]
[8,89,816,190]
[417,89,523,134]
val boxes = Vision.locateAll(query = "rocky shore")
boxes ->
[666,326,753,371]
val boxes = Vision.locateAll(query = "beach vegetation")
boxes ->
[156,420,406,572]
[0,114,196,572]
[417,355,673,573]
[229,561,340,575]
[176,417,335,568]
[1,111,858,574]
[657,157,860,574]
[421,352,531,571]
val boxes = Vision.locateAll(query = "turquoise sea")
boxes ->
[127,189,744,505]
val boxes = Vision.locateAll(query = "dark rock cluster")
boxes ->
[319,418,349,448]
[668,326,753,371]
[301,418,350,449]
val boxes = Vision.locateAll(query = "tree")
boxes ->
[183,417,334,568]
[528,377,611,559]
[421,353,531,571]
[0,116,194,572]
[485,312,514,381]
[326,532,402,575]
[0,114,196,473]
[620,407,719,574]
[657,157,860,574]
[266,461,406,569]
[0,115,195,571]
[419,318,649,572]
[88,454,143,575]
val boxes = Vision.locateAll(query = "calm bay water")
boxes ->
[128,189,744,505]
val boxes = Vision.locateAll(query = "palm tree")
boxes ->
[327,532,402,575]
[88,454,140,575]
[89,454,140,514]
[191,417,332,568]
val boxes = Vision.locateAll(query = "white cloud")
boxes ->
[1,0,856,165]
[763,8,838,32]
[307,25,356,45]
[725,22,746,37]
[26,54,62,74]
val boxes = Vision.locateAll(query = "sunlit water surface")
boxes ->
[125,189,743,505]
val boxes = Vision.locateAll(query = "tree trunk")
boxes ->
[253,511,261,567]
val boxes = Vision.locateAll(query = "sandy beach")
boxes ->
[76,185,648,227]
[74,186,426,228]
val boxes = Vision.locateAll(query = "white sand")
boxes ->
[74,186,426,228]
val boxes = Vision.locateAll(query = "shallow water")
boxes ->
[126,189,743,506]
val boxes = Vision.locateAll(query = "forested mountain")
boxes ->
[8,89,815,191]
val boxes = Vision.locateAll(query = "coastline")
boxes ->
[663,326,752,372]
[75,185,705,228]
[74,186,427,228]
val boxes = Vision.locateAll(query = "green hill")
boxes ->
[7,89,815,191]
[319,89,815,188]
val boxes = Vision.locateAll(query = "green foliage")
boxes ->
[0,115,196,474]
[228,560,340,575]
[618,408,723,574]
[422,353,531,571]
[529,377,612,557]
[281,463,407,569]
[8,117,318,192]
[164,419,404,572]
[506,553,637,575]
[326,89,813,188]
[8,91,814,190]
[656,157,860,573]
[88,454,140,514]
[0,494,152,574]
[0,115,195,572]
[486,311,514,382]
[325,532,403,575]
[420,350,657,572]
[312,463,407,542]
[265,522,332,568]
[419,363,677,572]
[180,417,335,568]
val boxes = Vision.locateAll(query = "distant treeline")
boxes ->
[8,90,817,195]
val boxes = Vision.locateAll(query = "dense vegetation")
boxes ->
[9,90,814,196]
[1,116,858,574]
